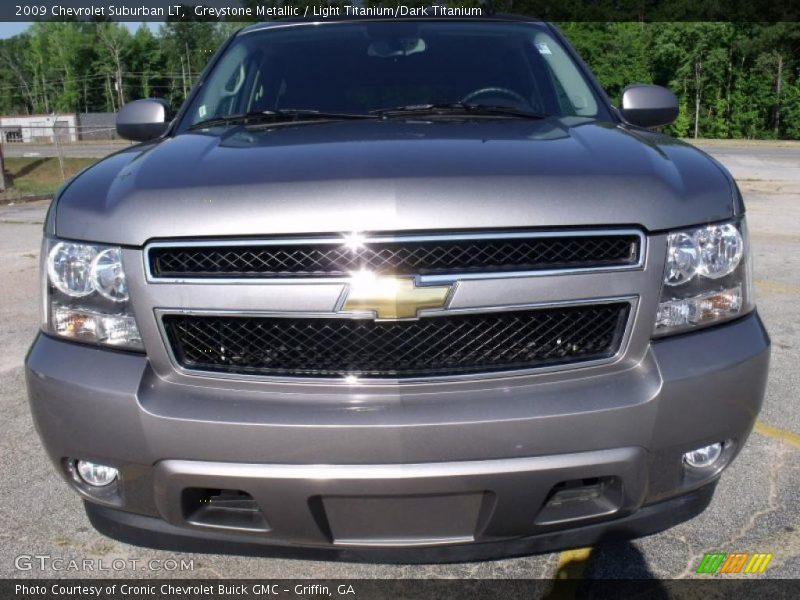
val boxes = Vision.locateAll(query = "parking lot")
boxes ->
[0,142,798,582]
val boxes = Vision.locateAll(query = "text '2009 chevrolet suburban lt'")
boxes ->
[26,16,770,561]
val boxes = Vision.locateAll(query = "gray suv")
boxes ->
[26,17,770,561]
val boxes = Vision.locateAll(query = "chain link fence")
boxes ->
[1,122,120,145]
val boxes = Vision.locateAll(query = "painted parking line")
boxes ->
[548,547,592,598]
[554,547,592,579]
[754,421,800,449]
[547,421,798,584]
[754,280,800,295]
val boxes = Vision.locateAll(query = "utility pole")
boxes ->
[693,60,702,139]
[52,114,66,182]
[180,56,188,99]
[0,134,7,192]
[774,54,783,137]
[106,74,116,113]
[115,64,124,108]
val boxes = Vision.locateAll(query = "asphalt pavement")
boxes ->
[0,142,797,582]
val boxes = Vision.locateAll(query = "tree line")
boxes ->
[559,22,800,140]
[0,21,237,117]
[0,20,797,140]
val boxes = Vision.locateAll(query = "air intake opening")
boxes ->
[535,476,623,525]
[182,488,270,532]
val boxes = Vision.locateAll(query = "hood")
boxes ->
[54,117,737,245]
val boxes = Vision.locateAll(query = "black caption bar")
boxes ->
[4,579,800,600]
[2,1,800,22]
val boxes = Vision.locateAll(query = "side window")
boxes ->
[243,52,284,113]
[532,32,598,117]
[248,69,264,111]
[190,44,249,123]
[551,76,577,117]
[217,63,246,116]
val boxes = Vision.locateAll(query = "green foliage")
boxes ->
[0,21,230,116]
[783,80,800,139]
[0,20,797,139]
[558,21,800,139]
[560,22,652,101]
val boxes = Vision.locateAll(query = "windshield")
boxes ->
[180,21,604,129]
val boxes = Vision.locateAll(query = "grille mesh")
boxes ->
[150,234,639,279]
[162,303,630,379]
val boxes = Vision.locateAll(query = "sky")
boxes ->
[0,21,160,39]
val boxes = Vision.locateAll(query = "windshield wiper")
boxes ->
[371,103,549,120]
[188,109,378,130]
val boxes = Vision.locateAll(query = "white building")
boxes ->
[0,114,78,143]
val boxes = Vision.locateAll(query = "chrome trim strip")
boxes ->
[154,295,638,385]
[332,536,475,548]
[185,519,270,534]
[144,229,646,284]
[162,447,639,478]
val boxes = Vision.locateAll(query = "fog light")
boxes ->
[683,443,723,469]
[75,460,118,487]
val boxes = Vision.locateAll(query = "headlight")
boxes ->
[47,242,97,297]
[654,219,753,336]
[694,223,744,279]
[43,239,142,350]
[92,248,129,302]
[663,232,699,286]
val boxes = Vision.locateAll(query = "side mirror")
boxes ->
[116,98,170,141]
[619,85,678,129]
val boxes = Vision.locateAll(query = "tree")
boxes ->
[0,35,37,114]
[128,24,164,100]
[96,23,130,110]
[159,20,226,106]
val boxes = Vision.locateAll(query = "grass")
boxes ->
[0,157,96,201]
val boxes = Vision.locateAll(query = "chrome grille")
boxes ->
[162,302,630,380]
[148,232,641,280]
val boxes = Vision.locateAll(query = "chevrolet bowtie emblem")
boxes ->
[341,277,452,320]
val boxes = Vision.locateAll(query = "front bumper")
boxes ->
[84,481,717,563]
[26,312,770,559]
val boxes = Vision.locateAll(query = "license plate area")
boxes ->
[318,492,492,547]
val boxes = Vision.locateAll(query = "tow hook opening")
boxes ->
[535,476,623,525]
[182,488,271,532]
